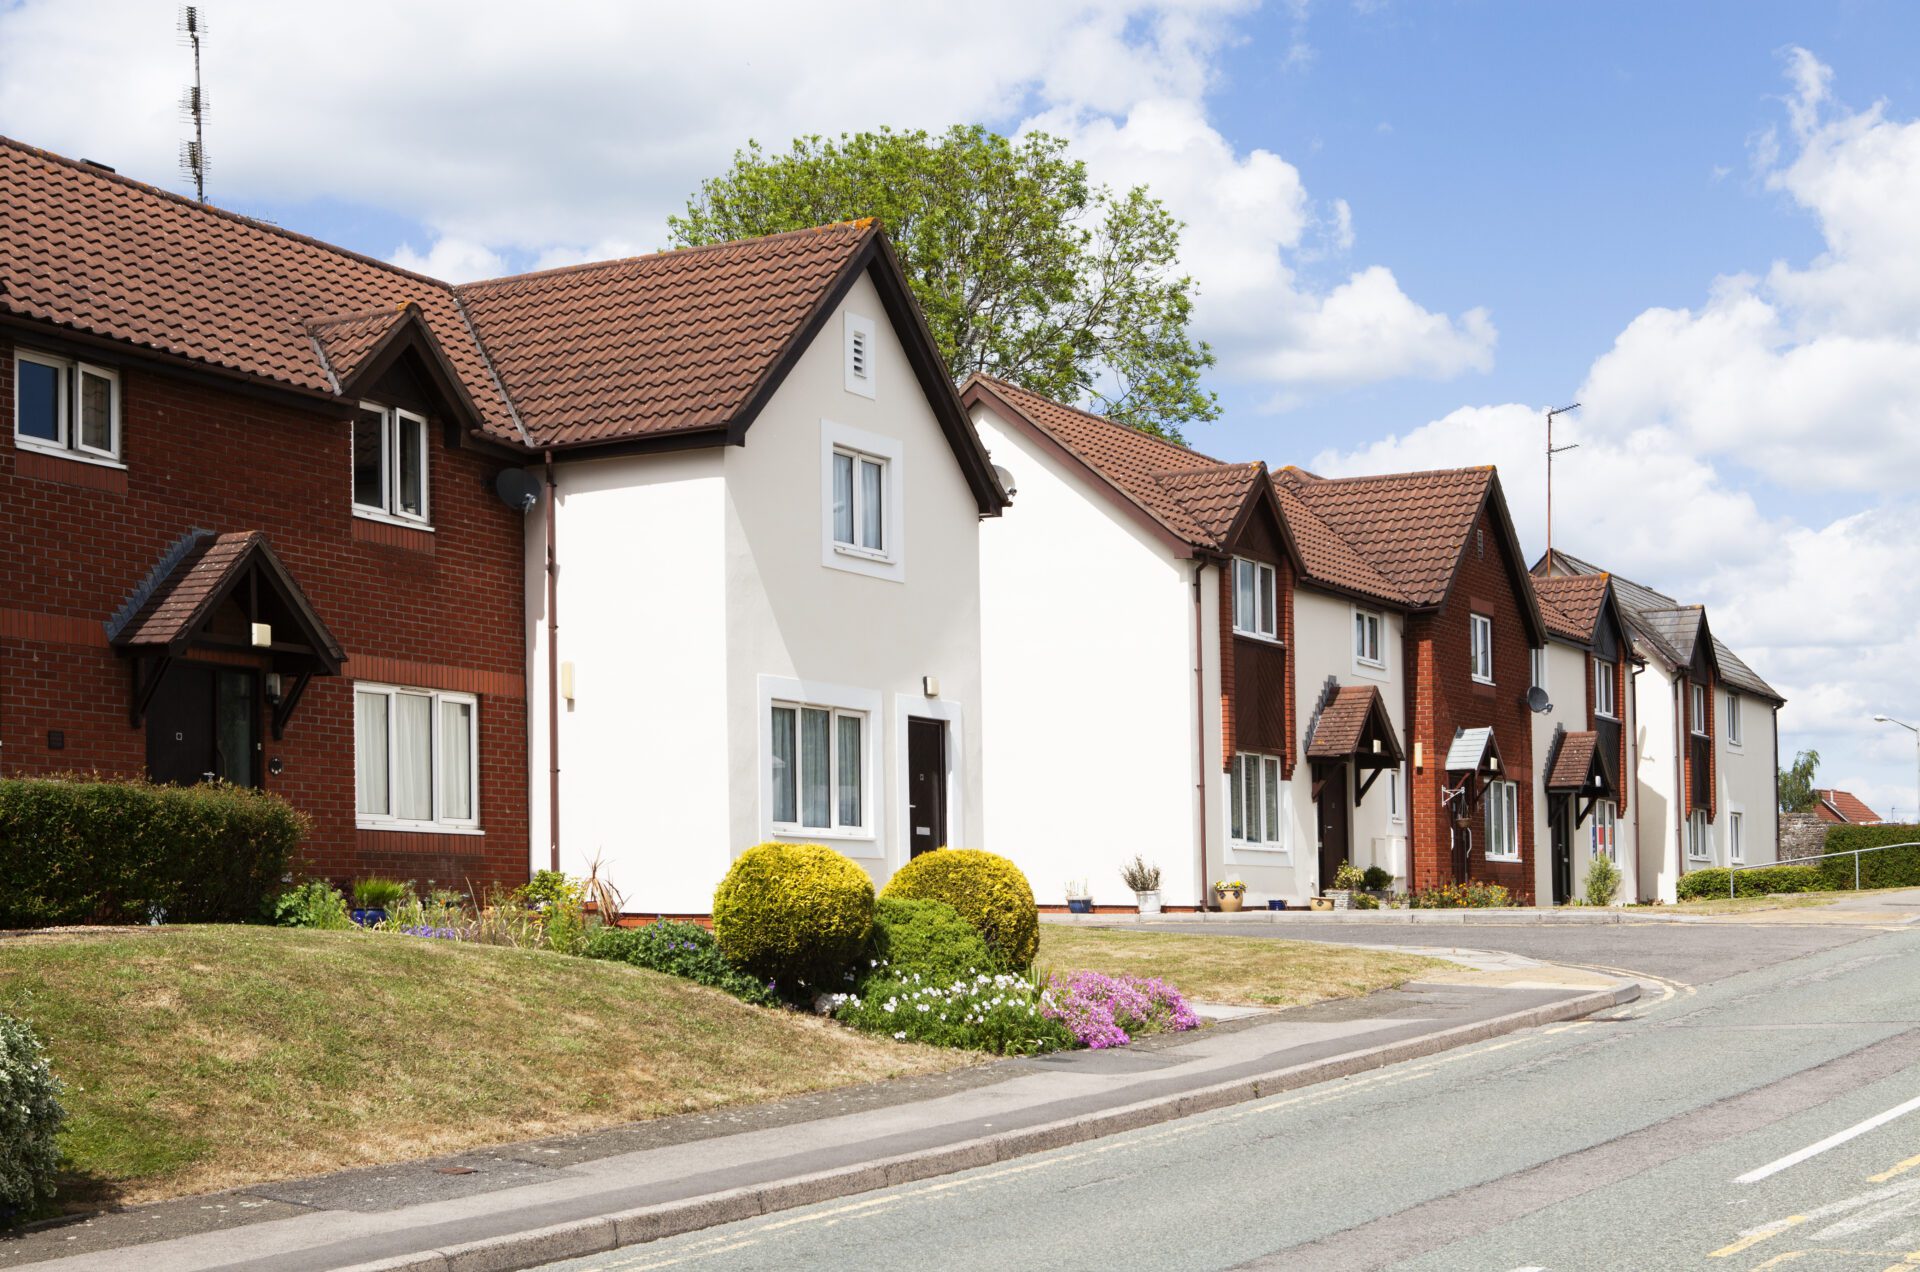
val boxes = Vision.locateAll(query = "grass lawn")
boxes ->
[1669,893,1845,915]
[0,926,968,1208]
[1037,926,1446,1008]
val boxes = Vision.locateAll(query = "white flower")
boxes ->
[894,1031,906,1040]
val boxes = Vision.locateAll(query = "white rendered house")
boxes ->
[482,223,1007,912]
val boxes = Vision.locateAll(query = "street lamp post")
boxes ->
[1872,715,1920,824]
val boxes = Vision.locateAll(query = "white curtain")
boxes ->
[394,693,432,821]
[771,706,797,823]
[860,458,884,550]
[801,707,830,827]
[832,452,854,544]
[837,713,862,827]
[355,691,388,816]
[440,699,473,822]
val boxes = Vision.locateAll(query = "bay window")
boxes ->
[354,685,478,830]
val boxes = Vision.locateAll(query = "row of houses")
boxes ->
[0,137,1781,911]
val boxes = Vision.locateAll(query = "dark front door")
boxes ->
[1551,801,1573,905]
[146,663,259,787]
[1316,761,1350,889]
[906,717,948,859]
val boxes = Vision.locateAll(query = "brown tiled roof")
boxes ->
[1273,466,1492,607]
[0,138,521,443]
[1532,573,1610,644]
[114,531,263,648]
[455,222,876,447]
[307,307,414,387]
[1546,730,1605,791]
[965,375,1273,552]
[1270,480,1406,605]
[1306,684,1399,760]
[1815,789,1882,825]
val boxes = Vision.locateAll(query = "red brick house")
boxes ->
[1,139,532,892]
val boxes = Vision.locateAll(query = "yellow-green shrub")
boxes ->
[882,849,1038,970]
[712,842,874,990]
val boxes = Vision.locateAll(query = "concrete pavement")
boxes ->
[531,920,1920,1272]
[0,954,1630,1272]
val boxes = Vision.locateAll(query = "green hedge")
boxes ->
[1819,824,1920,890]
[0,777,308,928]
[1677,864,1824,900]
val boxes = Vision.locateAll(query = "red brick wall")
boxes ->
[1403,507,1538,900]
[0,335,530,894]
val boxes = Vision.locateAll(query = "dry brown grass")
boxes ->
[1037,925,1446,1008]
[0,925,968,1206]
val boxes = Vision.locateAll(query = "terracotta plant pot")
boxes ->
[1216,889,1245,913]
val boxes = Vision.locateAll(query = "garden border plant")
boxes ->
[0,1009,66,1226]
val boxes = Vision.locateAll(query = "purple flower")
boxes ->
[1039,971,1200,1049]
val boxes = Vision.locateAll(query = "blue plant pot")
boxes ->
[350,908,388,927]
[1067,898,1093,914]
[1268,899,1288,911]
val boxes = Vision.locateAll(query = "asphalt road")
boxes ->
[538,919,1920,1272]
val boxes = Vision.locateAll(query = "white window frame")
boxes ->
[1688,809,1712,861]
[769,701,868,837]
[351,401,432,527]
[1389,763,1404,823]
[1690,682,1708,736]
[1531,645,1548,694]
[1469,614,1495,684]
[1728,808,1745,863]
[819,419,904,582]
[757,675,882,851]
[1228,752,1289,852]
[844,311,877,398]
[1591,799,1618,861]
[1726,692,1744,747]
[13,349,124,466]
[1593,658,1618,720]
[1484,779,1519,860]
[353,683,480,833]
[1233,558,1279,641]
[1353,607,1385,668]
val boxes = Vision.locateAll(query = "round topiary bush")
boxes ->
[0,1011,66,1226]
[882,849,1039,970]
[712,842,875,991]
[868,897,997,984]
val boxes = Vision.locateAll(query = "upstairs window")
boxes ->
[820,420,903,581]
[1690,683,1709,736]
[1726,693,1743,746]
[1354,609,1384,666]
[1484,780,1519,860]
[1469,614,1494,684]
[1234,558,1278,640]
[1594,659,1618,719]
[832,448,888,556]
[14,349,120,462]
[1530,646,1548,693]
[352,402,429,524]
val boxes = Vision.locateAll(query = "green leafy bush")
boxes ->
[1584,855,1622,907]
[1407,881,1514,909]
[712,842,875,991]
[515,871,590,955]
[831,971,1071,1055]
[586,921,776,1005]
[882,849,1039,970]
[1361,866,1392,891]
[271,880,353,930]
[0,1010,66,1225]
[1332,862,1367,891]
[1820,825,1920,890]
[867,897,996,984]
[1350,892,1380,910]
[350,877,408,910]
[0,776,307,928]
[1677,865,1824,900]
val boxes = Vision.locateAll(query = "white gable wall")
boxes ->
[1718,690,1779,868]
[1634,655,1683,903]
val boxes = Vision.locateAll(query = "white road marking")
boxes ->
[1737,1095,1920,1184]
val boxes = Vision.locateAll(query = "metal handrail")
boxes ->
[1719,840,1920,898]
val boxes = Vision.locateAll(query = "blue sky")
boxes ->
[3,0,1918,816]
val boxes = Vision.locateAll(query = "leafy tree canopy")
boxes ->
[1779,748,1821,813]
[669,125,1217,442]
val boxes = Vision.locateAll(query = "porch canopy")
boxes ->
[1544,727,1617,826]
[109,529,344,738]
[1306,683,1404,806]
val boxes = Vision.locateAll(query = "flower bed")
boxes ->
[1040,971,1200,1049]
[830,970,1071,1055]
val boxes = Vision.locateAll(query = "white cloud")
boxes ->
[389,236,508,284]
[1314,49,1920,819]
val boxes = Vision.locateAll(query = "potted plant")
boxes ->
[1329,862,1367,910]
[350,877,407,927]
[1362,865,1392,896]
[1120,856,1163,914]
[1065,879,1093,914]
[1213,879,1246,912]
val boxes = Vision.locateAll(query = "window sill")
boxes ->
[832,543,891,564]
[353,508,436,533]
[13,438,126,470]
[356,821,484,836]
[1484,855,1522,864]
[1233,630,1284,646]
[1227,841,1290,855]
[1470,675,1495,687]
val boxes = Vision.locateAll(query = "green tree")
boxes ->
[669,126,1217,442]
[1779,748,1821,813]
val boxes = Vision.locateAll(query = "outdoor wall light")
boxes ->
[922,675,940,697]
[250,622,272,648]
[560,660,576,703]
[1413,741,1423,771]
[264,672,283,705]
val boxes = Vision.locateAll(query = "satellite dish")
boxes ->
[495,467,540,513]
[1526,685,1552,714]
[993,464,1018,499]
